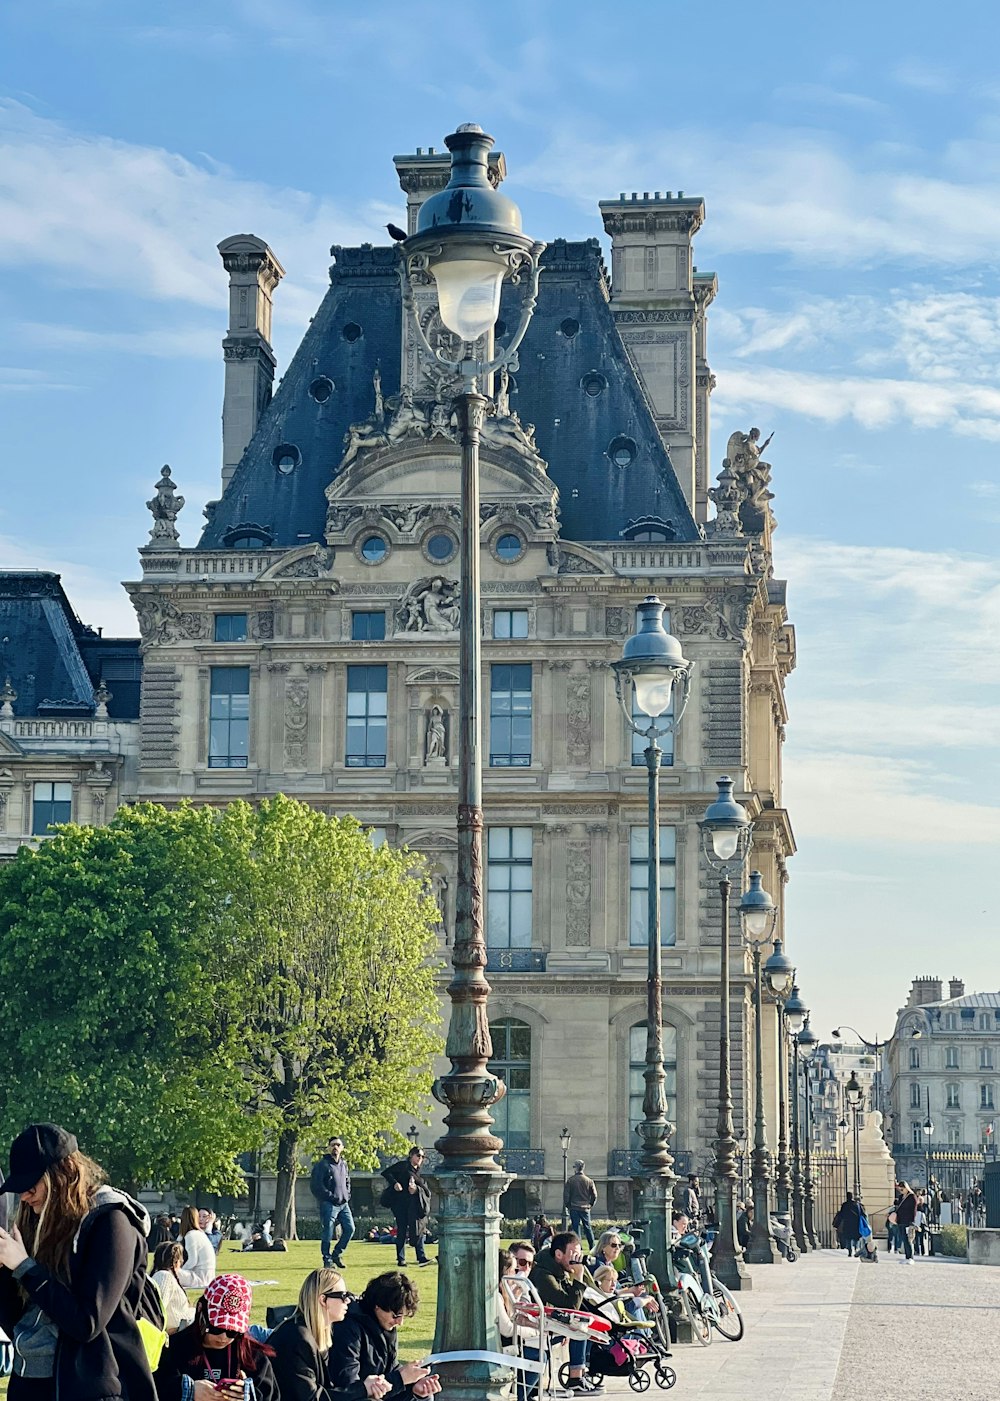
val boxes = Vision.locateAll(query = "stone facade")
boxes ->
[119,139,797,1216]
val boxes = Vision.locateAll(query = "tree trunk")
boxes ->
[273,1129,299,1240]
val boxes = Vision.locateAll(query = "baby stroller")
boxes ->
[560,1293,676,1392]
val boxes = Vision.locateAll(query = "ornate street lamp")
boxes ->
[400,125,545,1401]
[737,872,789,1264]
[700,775,754,1291]
[922,1087,934,1199]
[845,1068,863,1198]
[407,1125,421,1147]
[786,984,809,1253]
[833,1026,885,1116]
[797,1017,819,1248]
[610,598,692,1282]
[560,1127,572,1228]
[769,943,798,1225]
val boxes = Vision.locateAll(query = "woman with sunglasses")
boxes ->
[154,1273,278,1400]
[270,1269,393,1401]
[329,1271,440,1400]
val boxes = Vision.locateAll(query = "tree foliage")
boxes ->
[0,797,443,1220]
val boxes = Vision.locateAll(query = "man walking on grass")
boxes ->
[311,1135,354,1269]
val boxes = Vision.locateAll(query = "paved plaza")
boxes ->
[595,1249,997,1401]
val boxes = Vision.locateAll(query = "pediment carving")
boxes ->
[406,667,460,685]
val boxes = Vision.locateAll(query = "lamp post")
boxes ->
[400,124,545,1401]
[610,598,692,1283]
[845,1069,863,1200]
[923,1087,934,1199]
[788,988,809,1255]
[798,1017,819,1248]
[407,1125,421,1148]
[560,1127,572,1229]
[775,973,805,1223]
[738,873,793,1264]
[832,1027,884,1117]
[700,775,755,1291]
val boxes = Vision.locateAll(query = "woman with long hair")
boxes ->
[154,1273,277,1400]
[270,1267,393,1401]
[175,1207,216,1291]
[151,1242,196,1334]
[0,1121,157,1401]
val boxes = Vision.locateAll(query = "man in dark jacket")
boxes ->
[529,1233,602,1395]
[833,1191,863,1256]
[329,1271,440,1399]
[311,1135,354,1268]
[562,1161,597,1249]
[382,1147,432,1268]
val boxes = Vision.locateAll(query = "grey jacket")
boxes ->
[563,1171,598,1211]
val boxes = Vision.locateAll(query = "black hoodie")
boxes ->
[0,1185,157,1401]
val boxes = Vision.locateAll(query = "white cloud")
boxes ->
[18,322,219,360]
[0,533,137,635]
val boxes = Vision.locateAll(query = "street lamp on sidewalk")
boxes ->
[738,873,793,1264]
[700,775,754,1292]
[560,1127,572,1228]
[400,123,545,1401]
[845,1069,863,1199]
[774,975,805,1223]
[610,599,692,1283]
[922,1088,934,1197]
[833,1026,885,1116]
[798,1017,819,1248]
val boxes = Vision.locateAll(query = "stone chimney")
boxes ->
[217,235,285,490]
[950,978,965,1000]
[393,145,506,234]
[908,976,943,1007]
[599,192,708,520]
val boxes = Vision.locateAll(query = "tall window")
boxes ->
[493,609,528,639]
[948,1123,962,1147]
[486,827,532,949]
[981,1085,994,1110]
[629,826,676,945]
[946,1083,961,1109]
[31,781,72,835]
[488,1018,531,1149]
[910,1082,922,1109]
[490,664,532,766]
[629,1021,677,1140]
[946,1046,960,1069]
[945,1013,958,1031]
[351,611,385,641]
[911,1122,924,1150]
[981,1014,991,1031]
[209,667,250,768]
[909,1047,920,1069]
[346,665,387,766]
[981,1047,993,1070]
[632,692,674,766]
[214,613,248,642]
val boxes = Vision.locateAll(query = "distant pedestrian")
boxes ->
[679,1175,701,1224]
[563,1160,597,1249]
[833,1192,863,1256]
[893,1182,917,1262]
[310,1135,355,1269]
[176,1205,217,1290]
[381,1146,432,1267]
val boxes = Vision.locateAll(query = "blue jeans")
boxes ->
[569,1208,595,1249]
[319,1200,355,1264]
[523,1339,588,1400]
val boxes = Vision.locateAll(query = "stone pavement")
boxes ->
[590,1248,998,1401]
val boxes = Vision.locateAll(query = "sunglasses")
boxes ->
[207,1326,242,1340]
[323,1290,351,1302]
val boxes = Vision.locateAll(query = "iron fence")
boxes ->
[809,1153,848,1247]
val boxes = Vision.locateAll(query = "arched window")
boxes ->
[629,1021,677,1140]
[489,1018,531,1149]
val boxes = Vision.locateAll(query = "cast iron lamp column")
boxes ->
[798,1017,819,1248]
[788,984,809,1254]
[560,1127,571,1229]
[610,599,693,1285]
[774,967,804,1221]
[400,124,545,1401]
[700,776,754,1291]
[737,874,793,1264]
[845,1069,863,1199]
[922,1088,934,1195]
[833,1027,884,1117]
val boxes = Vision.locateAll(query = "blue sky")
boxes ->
[3,0,1000,1055]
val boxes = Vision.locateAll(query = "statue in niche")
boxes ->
[425,704,448,765]
[430,870,450,943]
[395,576,460,633]
[495,364,512,418]
[146,465,185,547]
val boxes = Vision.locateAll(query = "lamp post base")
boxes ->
[711,1178,752,1291]
[745,1184,781,1265]
[633,1174,674,1293]
[432,1168,513,1401]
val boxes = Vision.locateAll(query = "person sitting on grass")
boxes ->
[154,1273,278,1400]
[328,1270,441,1400]
[151,1241,196,1333]
[270,1267,393,1401]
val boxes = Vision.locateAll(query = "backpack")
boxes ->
[135,1273,168,1371]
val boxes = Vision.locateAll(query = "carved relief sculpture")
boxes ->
[565,675,592,765]
[565,839,592,947]
[396,577,460,633]
[283,677,309,769]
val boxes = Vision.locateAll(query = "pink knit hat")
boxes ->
[203,1274,253,1333]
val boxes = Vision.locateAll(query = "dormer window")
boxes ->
[621,515,676,543]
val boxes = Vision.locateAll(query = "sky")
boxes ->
[3,0,1000,1053]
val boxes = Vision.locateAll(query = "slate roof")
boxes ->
[0,573,141,719]
[199,239,698,550]
[928,993,1000,1010]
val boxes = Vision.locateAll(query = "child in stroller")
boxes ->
[559,1268,675,1393]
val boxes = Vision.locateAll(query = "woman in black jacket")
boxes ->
[894,1183,917,1262]
[154,1274,278,1401]
[270,1268,393,1401]
[328,1272,440,1401]
[0,1122,157,1401]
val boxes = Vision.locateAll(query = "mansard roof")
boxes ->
[199,239,698,551]
[0,572,140,719]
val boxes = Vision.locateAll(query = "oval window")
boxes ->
[561,318,580,338]
[272,443,301,474]
[496,533,523,562]
[342,323,363,343]
[582,372,606,397]
[426,533,456,562]
[608,435,637,468]
[309,376,334,403]
[361,535,388,563]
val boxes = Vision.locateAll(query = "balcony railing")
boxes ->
[486,949,547,973]
[609,1147,693,1178]
[374,1147,544,1176]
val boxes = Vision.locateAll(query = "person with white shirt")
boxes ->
[176,1205,217,1290]
[151,1242,196,1333]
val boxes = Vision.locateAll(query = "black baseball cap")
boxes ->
[1,1124,78,1194]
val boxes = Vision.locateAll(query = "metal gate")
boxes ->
[810,1153,849,1247]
